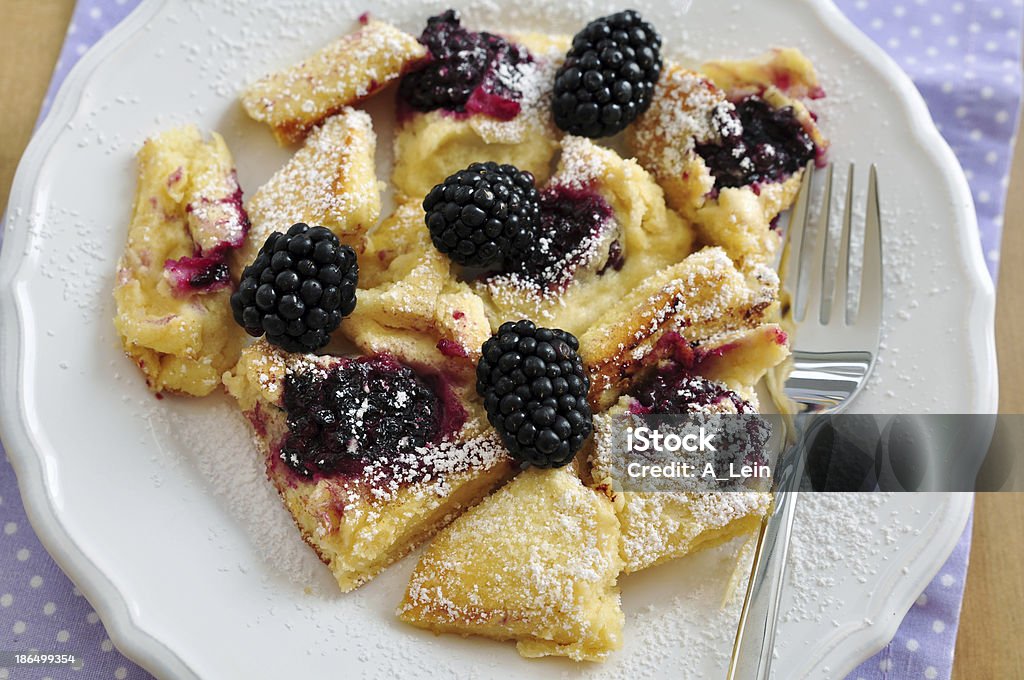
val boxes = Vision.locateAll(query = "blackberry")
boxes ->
[695,96,817,189]
[424,162,540,268]
[552,10,663,138]
[400,9,530,115]
[230,223,358,353]
[476,320,592,468]
[280,355,441,477]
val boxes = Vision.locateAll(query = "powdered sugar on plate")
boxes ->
[147,398,330,589]
[4,0,978,677]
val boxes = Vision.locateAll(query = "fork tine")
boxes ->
[783,161,815,298]
[795,163,832,322]
[853,164,883,324]
[829,164,854,324]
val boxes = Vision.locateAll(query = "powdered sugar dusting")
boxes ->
[632,65,729,176]
[237,343,509,501]
[242,108,378,265]
[242,18,427,142]
[148,399,328,587]
[470,40,563,144]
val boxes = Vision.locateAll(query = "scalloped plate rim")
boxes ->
[0,0,993,678]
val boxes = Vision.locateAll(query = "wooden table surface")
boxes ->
[1,2,1021,678]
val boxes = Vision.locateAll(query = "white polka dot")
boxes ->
[969,129,983,142]
[115,667,127,680]
[981,86,994,99]
[1004,73,1016,85]
[941,573,956,587]
[969,22,982,34]
[871,18,884,30]
[931,13,944,25]
[56,630,69,643]
[925,667,938,679]
[953,1,964,11]
[75,44,88,56]
[86,611,99,624]
[0,593,11,607]
[68,23,77,35]
[4,522,17,535]
[72,587,83,597]
[946,35,959,46]
[964,168,974,180]
[941,82,954,93]
[992,7,1005,18]
[995,111,1010,124]
[101,638,113,652]
[89,7,102,19]
[855,0,867,8]
[988,249,1001,262]
[43,602,56,615]
[978,191,990,203]
[985,40,999,52]
[909,26,921,38]
[29,575,43,588]
[0,669,7,679]
[879,658,893,672]
[955,106,968,118]
[15,548,29,561]
[906,638,919,651]
[893,5,906,16]
[12,621,26,635]
[932,619,946,633]
[888,37,901,48]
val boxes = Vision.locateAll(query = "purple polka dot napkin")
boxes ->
[2,1,1020,679]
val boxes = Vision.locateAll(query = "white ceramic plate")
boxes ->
[0,0,993,678]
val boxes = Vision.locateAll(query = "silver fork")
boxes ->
[726,162,884,680]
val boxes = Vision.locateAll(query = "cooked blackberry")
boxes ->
[629,371,753,415]
[505,183,614,286]
[695,95,816,189]
[628,370,769,483]
[230,223,358,353]
[400,9,530,116]
[280,355,441,477]
[552,10,663,137]
[424,162,540,268]
[476,320,592,468]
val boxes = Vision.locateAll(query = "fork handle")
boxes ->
[727,488,800,680]
[727,438,805,680]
